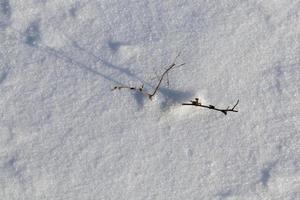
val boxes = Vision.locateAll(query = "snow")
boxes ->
[0,0,299,199]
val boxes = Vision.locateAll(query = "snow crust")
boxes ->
[0,0,299,199]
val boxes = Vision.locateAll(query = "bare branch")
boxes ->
[112,53,184,100]
[148,62,185,99]
[111,84,150,97]
[182,98,239,115]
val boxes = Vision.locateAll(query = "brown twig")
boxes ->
[111,84,150,97]
[111,53,184,100]
[182,98,239,115]
[148,62,185,99]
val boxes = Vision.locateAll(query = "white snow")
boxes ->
[0,0,300,199]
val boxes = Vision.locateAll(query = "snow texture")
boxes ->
[0,0,299,199]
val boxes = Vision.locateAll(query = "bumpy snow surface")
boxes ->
[0,0,299,199]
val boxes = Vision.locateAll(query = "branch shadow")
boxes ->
[133,91,145,109]
[70,40,150,87]
[107,40,131,53]
[42,46,124,85]
[8,27,126,86]
[159,87,194,111]
[9,27,151,89]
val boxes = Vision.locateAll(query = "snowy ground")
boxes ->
[0,0,299,199]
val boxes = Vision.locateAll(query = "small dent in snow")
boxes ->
[186,148,193,157]
[3,154,24,179]
[216,189,232,199]
[260,161,277,187]
[108,40,128,52]
[69,1,83,18]
[0,0,11,29]
[0,69,8,84]
[69,6,78,17]
[24,21,41,47]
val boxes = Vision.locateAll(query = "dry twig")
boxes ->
[182,98,239,115]
[111,53,185,100]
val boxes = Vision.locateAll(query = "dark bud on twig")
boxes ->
[182,98,239,115]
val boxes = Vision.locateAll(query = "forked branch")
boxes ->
[112,53,185,100]
[182,98,239,115]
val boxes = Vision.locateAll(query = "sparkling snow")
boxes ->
[0,0,299,199]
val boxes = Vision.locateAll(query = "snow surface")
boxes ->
[0,0,300,199]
